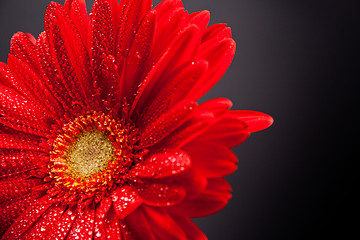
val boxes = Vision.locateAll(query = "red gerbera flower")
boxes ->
[0,0,273,239]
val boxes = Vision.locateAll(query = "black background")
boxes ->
[0,0,359,239]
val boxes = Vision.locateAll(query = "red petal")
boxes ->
[229,110,274,133]
[183,141,238,178]
[65,0,89,45]
[125,207,156,240]
[197,97,233,118]
[128,149,191,178]
[111,186,143,219]
[202,23,232,43]
[89,0,115,63]
[0,63,14,90]
[46,207,77,240]
[68,206,95,240]
[142,206,187,239]
[139,100,196,147]
[196,110,255,148]
[2,200,52,239]
[0,192,45,236]
[170,214,208,240]
[141,60,207,120]
[123,10,156,100]
[169,178,232,218]
[0,133,46,152]
[94,198,112,240]
[187,38,236,100]
[25,205,67,239]
[10,32,40,73]
[0,178,42,203]
[163,111,216,148]
[0,83,51,136]
[96,197,112,219]
[133,24,202,113]
[45,2,91,106]
[154,0,184,19]
[116,0,152,63]
[103,208,122,239]
[35,32,73,112]
[135,180,186,207]
[189,10,210,31]
[0,150,48,175]
[171,168,208,199]
[88,0,118,104]
[152,7,188,59]
[7,55,63,120]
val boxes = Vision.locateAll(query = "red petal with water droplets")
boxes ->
[2,200,52,239]
[0,192,45,237]
[89,0,115,64]
[0,63,14,90]
[116,0,152,62]
[0,178,42,203]
[0,133,46,152]
[65,0,89,45]
[67,206,95,240]
[123,10,156,100]
[45,2,91,106]
[35,32,73,112]
[133,24,201,113]
[169,178,232,218]
[24,205,67,240]
[111,186,143,219]
[183,141,238,178]
[139,100,196,147]
[0,150,48,175]
[128,149,191,178]
[151,7,188,59]
[94,197,112,240]
[103,209,122,239]
[141,61,207,120]
[7,55,62,120]
[96,197,112,219]
[46,207,77,240]
[135,180,186,207]
[0,82,50,135]
[10,32,40,73]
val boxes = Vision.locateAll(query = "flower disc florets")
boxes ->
[49,112,140,194]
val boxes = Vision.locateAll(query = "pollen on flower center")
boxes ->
[67,130,114,178]
[49,112,140,194]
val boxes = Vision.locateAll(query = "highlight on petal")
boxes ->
[111,186,143,219]
[128,149,191,178]
[0,0,273,238]
[230,110,274,133]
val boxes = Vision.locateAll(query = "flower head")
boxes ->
[0,0,273,239]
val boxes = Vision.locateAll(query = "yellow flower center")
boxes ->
[67,130,114,178]
[49,112,133,193]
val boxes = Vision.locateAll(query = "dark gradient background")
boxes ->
[0,0,358,239]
